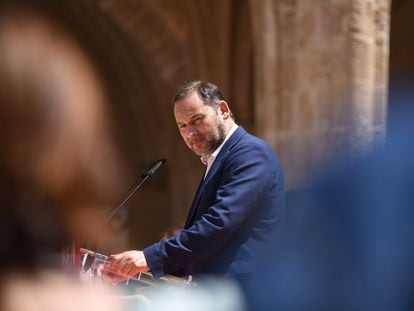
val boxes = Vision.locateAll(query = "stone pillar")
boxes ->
[250,0,391,189]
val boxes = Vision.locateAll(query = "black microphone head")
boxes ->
[142,159,166,177]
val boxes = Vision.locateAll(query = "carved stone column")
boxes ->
[250,0,391,189]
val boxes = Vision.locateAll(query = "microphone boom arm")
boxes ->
[105,159,166,224]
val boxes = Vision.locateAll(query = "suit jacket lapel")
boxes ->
[184,126,246,229]
[203,126,246,184]
[184,175,206,229]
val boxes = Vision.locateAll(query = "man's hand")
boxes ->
[101,250,150,285]
[110,250,150,277]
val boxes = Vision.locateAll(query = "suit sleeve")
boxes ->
[144,140,280,278]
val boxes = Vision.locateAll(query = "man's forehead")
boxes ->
[174,94,209,116]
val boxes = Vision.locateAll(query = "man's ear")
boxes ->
[219,100,231,119]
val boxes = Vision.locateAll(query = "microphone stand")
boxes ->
[105,175,148,224]
[105,158,166,224]
[81,159,166,273]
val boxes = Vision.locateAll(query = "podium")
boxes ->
[80,248,192,290]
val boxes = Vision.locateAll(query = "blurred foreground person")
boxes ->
[249,99,414,310]
[0,4,124,311]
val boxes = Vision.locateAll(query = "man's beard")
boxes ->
[204,120,226,155]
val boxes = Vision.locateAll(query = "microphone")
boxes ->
[142,158,166,177]
[105,158,166,224]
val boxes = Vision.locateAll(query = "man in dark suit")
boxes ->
[107,81,285,285]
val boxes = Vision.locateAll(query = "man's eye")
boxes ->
[192,117,202,125]
[178,124,186,129]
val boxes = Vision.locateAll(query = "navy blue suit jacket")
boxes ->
[144,126,284,279]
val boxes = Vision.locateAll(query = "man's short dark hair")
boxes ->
[172,80,235,119]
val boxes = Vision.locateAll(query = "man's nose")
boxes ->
[185,125,197,137]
